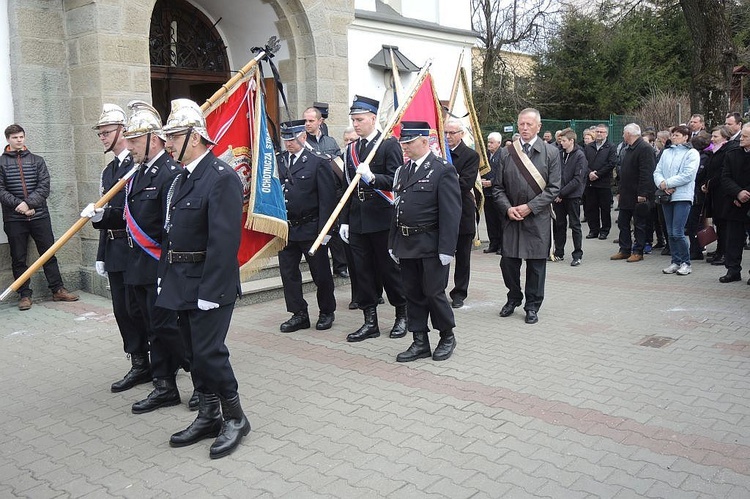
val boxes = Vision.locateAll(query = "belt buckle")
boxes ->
[401,226,409,237]
[107,229,114,240]
[358,190,365,201]
[167,250,173,264]
[127,235,133,248]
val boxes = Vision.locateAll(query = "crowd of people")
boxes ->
[4,97,749,460]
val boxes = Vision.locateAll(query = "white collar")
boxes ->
[184,150,210,174]
[145,149,165,168]
[411,151,431,169]
[116,149,131,164]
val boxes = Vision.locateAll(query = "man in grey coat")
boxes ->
[492,108,561,324]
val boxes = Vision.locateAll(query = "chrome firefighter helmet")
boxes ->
[162,98,214,144]
[93,103,126,129]
[123,100,164,140]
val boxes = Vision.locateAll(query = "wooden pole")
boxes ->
[459,67,491,177]
[447,49,465,115]
[308,60,434,256]
[0,164,139,301]
[0,38,282,301]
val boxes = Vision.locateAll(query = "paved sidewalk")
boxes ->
[1,234,749,498]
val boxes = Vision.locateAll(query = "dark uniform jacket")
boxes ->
[93,152,133,273]
[341,132,403,234]
[279,148,336,242]
[449,141,479,235]
[156,151,243,310]
[704,142,734,219]
[720,145,750,222]
[0,146,51,222]
[124,150,180,286]
[617,137,656,210]
[584,140,617,189]
[389,152,461,259]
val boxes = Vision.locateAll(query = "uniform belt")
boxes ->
[398,223,438,236]
[357,189,379,201]
[167,250,207,263]
[107,229,128,240]
[288,214,317,227]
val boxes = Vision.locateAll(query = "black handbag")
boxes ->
[654,189,672,204]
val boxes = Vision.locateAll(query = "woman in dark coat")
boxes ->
[701,126,733,264]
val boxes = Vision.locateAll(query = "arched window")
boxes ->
[149,0,230,119]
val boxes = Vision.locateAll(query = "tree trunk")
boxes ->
[680,0,736,128]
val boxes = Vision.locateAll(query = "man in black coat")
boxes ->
[277,120,337,332]
[157,98,250,460]
[389,122,461,362]
[121,101,189,415]
[584,124,617,240]
[553,128,587,266]
[482,132,503,254]
[82,106,148,392]
[611,123,656,263]
[339,95,407,342]
[444,119,479,309]
[719,124,750,283]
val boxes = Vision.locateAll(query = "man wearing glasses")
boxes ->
[81,105,151,392]
[444,119,479,309]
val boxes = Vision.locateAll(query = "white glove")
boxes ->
[339,224,349,244]
[197,299,219,311]
[80,203,104,222]
[389,249,399,264]
[95,261,107,277]
[322,235,331,245]
[356,162,375,184]
[439,254,453,266]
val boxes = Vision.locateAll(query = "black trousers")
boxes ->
[108,271,149,355]
[724,219,747,274]
[646,204,666,245]
[278,239,336,314]
[450,232,474,302]
[4,217,64,297]
[132,283,185,379]
[178,304,238,399]
[617,205,649,254]
[327,230,348,273]
[400,257,454,333]
[714,217,727,257]
[349,230,405,309]
[553,198,583,260]
[686,202,703,257]
[584,187,612,235]
[483,189,502,250]
[500,256,546,312]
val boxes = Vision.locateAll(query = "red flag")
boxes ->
[204,74,286,273]
[393,74,447,159]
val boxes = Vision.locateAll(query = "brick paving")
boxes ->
[1,231,749,498]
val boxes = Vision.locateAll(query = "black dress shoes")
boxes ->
[348,301,359,310]
[280,311,310,332]
[451,299,464,309]
[347,306,380,342]
[525,310,539,324]
[432,330,456,361]
[710,256,726,266]
[585,232,599,239]
[499,302,520,317]
[719,272,742,283]
[316,312,335,330]
[335,269,349,278]
[483,247,498,253]
[597,233,608,240]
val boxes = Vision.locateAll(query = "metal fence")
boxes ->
[482,114,638,144]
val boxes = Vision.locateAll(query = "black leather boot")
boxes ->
[188,389,200,411]
[132,378,181,414]
[111,353,152,393]
[346,306,380,342]
[432,329,456,361]
[396,331,431,362]
[170,392,222,447]
[389,304,407,338]
[209,394,252,459]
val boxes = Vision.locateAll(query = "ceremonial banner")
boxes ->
[393,73,447,159]
[205,70,287,276]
